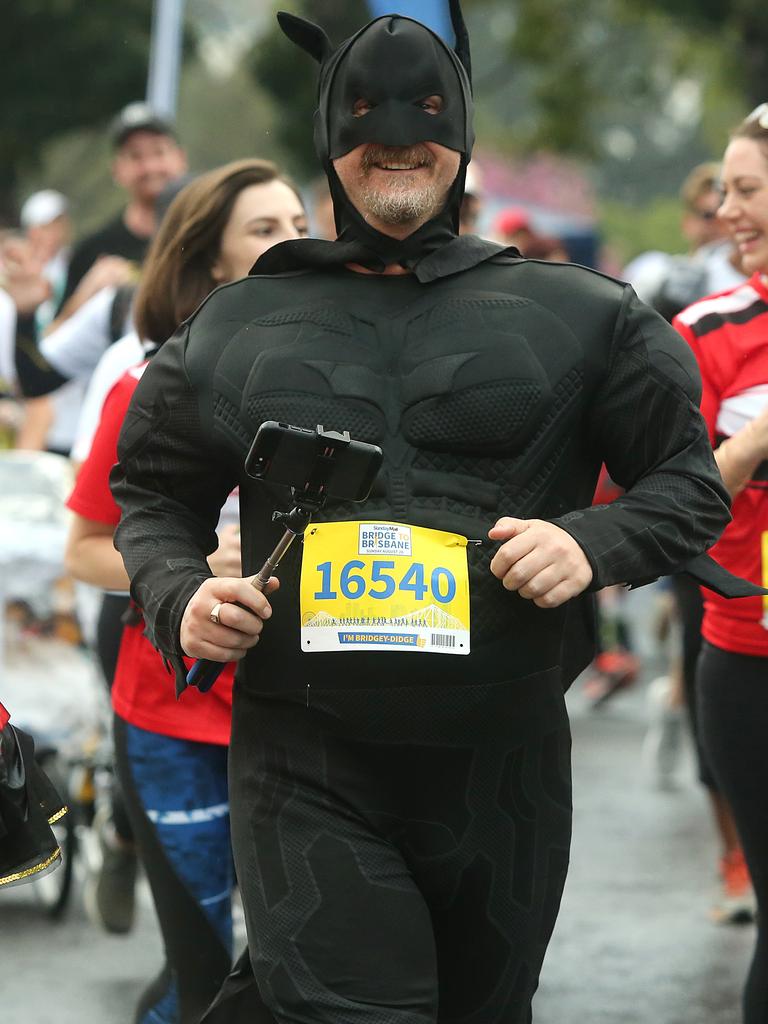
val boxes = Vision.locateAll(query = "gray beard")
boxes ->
[359,179,441,226]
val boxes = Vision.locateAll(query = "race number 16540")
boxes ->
[313,559,457,604]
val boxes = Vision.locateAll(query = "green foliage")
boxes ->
[634,0,768,104]
[509,0,600,156]
[637,0,765,32]
[248,1,380,180]
[598,195,686,267]
[177,62,283,173]
[0,0,158,218]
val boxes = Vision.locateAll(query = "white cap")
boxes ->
[464,163,484,198]
[20,190,69,229]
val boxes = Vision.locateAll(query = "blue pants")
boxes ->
[114,717,233,1024]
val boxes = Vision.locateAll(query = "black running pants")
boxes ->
[698,642,768,1024]
[228,671,573,1024]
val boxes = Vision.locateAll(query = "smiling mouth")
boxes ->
[374,162,426,171]
[734,229,761,247]
[362,145,434,175]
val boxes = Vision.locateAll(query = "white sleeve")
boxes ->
[70,332,145,462]
[0,288,17,389]
[39,285,117,379]
[620,251,671,304]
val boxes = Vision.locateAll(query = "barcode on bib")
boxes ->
[431,634,456,649]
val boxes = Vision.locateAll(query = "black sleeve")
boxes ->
[110,325,237,682]
[56,236,97,311]
[551,285,731,589]
[14,313,69,397]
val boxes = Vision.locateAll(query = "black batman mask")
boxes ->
[321,15,472,162]
[253,3,511,280]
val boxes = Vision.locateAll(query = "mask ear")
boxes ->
[448,0,472,84]
[276,11,333,64]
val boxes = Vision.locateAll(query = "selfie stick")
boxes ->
[185,422,382,694]
[185,491,322,693]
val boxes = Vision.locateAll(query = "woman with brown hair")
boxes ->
[64,158,306,1024]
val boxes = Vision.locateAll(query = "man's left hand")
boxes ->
[488,517,593,608]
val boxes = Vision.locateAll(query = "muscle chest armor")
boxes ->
[183,259,617,686]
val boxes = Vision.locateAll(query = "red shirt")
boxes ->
[674,273,768,657]
[67,365,236,744]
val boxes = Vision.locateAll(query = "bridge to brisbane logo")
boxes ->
[358,523,412,556]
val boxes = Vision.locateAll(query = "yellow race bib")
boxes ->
[300,521,470,654]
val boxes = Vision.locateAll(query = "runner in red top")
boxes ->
[63,160,307,1024]
[674,107,768,1024]
[67,365,237,744]
[675,272,768,657]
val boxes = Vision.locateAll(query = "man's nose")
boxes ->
[138,154,168,176]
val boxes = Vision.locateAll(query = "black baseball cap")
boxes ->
[110,102,177,149]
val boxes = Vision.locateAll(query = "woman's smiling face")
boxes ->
[718,137,768,276]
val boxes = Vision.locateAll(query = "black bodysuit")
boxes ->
[113,255,730,692]
[113,253,731,1023]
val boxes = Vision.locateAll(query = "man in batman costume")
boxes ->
[111,5,760,1022]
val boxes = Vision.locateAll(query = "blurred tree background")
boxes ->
[0,0,155,222]
[8,0,767,264]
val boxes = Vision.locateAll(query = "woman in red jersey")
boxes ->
[674,107,768,1024]
[64,160,307,1024]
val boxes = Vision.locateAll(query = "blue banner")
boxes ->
[365,0,453,44]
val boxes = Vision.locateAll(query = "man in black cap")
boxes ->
[112,7,757,1022]
[57,101,187,315]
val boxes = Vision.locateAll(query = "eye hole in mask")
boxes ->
[352,95,445,119]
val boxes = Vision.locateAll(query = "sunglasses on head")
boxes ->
[746,103,768,130]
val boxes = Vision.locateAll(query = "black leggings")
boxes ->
[227,671,573,1024]
[96,593,134,841]
[698,642,768,1024]
[671,574,718,789]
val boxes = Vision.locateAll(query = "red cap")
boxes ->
[493,207,530,236]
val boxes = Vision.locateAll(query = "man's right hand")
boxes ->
[51,255,137,328]
[180,575,279,663]
[1,237,50,313]
[75,255,136,300]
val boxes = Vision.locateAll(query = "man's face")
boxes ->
[333,132,460,236]
[27,215,71,263]
[682,187,728,249]
[112,130,187,205]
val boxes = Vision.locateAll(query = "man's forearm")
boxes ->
[553,465,730,592]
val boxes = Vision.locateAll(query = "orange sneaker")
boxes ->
[582,648,640,708]
[711,848,757,925]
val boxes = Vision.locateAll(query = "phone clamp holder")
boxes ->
[186,423,382,693]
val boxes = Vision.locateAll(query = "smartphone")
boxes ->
[244,421,383,502]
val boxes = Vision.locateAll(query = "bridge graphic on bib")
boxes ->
[302,605,466,630]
